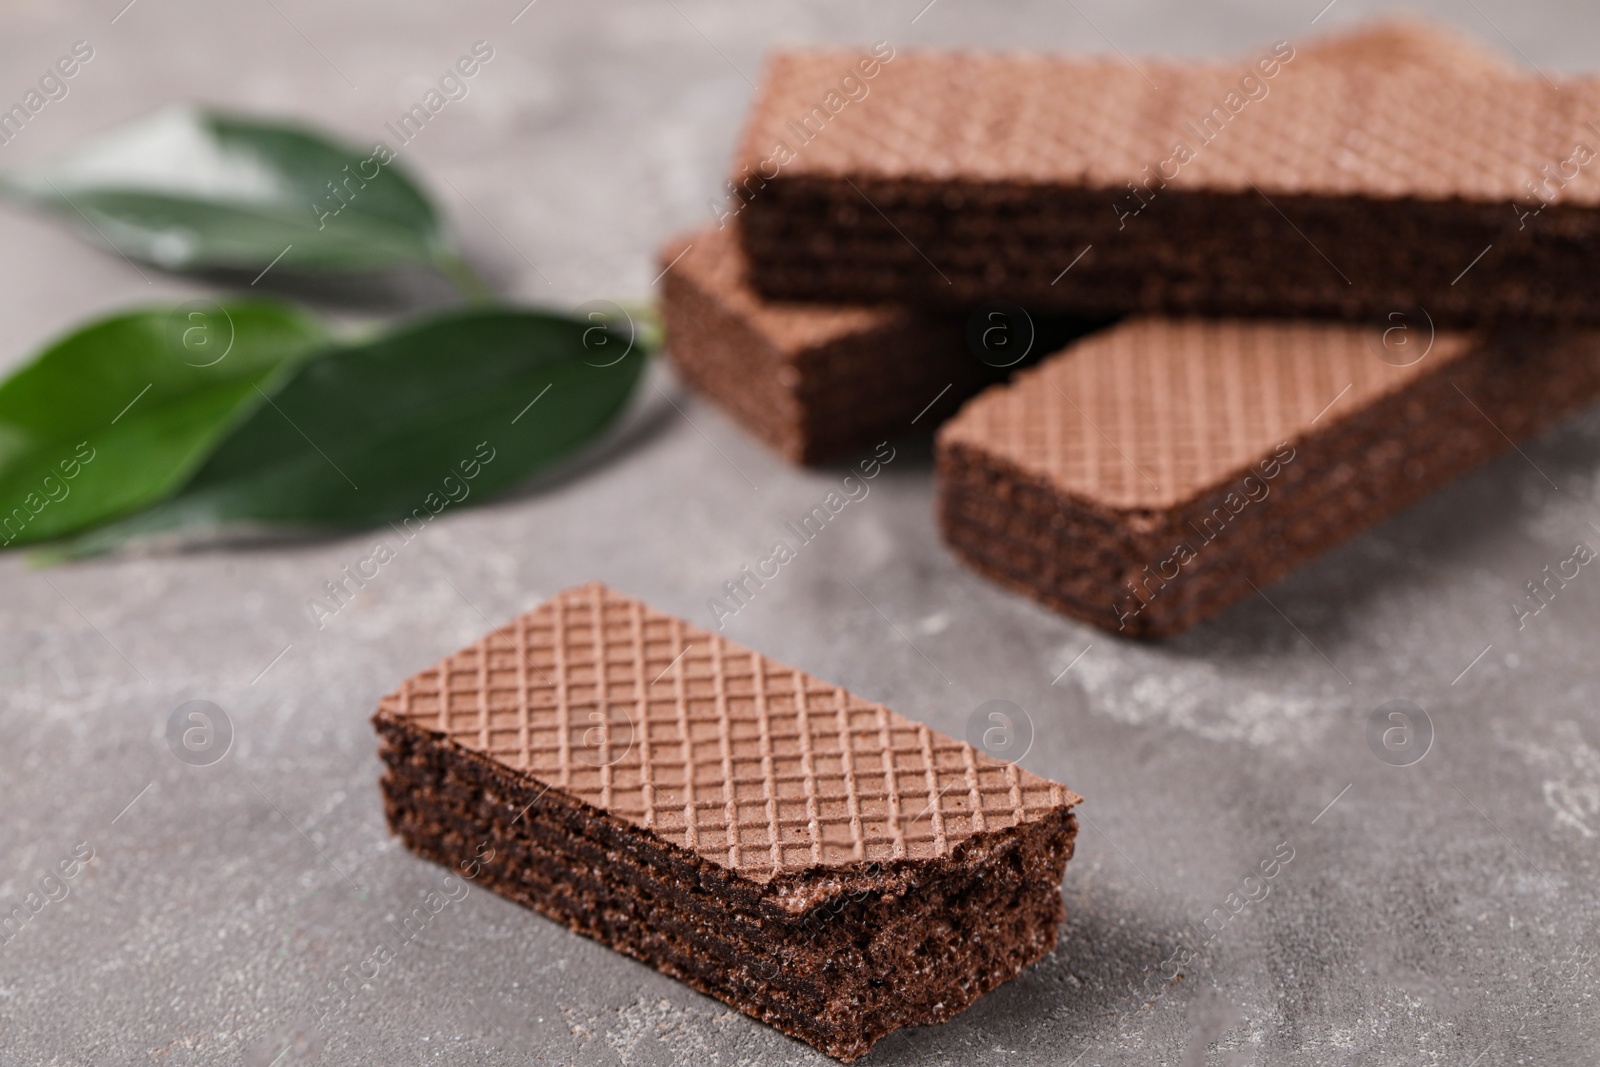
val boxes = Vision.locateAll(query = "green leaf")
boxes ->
[0,301,328,547]
[63,307,649,550]
[0,106,456,276]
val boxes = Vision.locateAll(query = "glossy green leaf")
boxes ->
[67,307,649,550]
[0,106,455,276]
[0,301,328,547]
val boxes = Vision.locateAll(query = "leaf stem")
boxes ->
[435,253,498,307]
[612,299,663,354]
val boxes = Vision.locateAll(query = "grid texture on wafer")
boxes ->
[736,39,1600,204]
[376,583,1077,883]
[938,318,1475,510]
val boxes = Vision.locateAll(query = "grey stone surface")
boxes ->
[2,1,1599,1064]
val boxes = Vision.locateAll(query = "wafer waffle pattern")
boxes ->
[739,46,1600,204]
[940,319,1473,509]
[378,583,1076,881]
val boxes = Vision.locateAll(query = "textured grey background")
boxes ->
[3,1,1600,1064]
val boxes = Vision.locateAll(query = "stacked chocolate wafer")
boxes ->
[662,20,1600,636]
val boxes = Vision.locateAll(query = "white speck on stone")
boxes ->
[1500,719,1600,839]
[1070,645,1336,750]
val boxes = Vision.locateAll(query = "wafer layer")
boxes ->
[373,583,1081,1059]
[936,320,1600,636]
[733,23,1600,322]
[660,227,973,463]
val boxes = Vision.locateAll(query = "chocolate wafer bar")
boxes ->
[373,583,1081,1061]
[659,226,982,463]
[732,24,1600,324]
[659,226,1100,463]
[936,319,1600,638]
